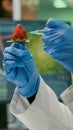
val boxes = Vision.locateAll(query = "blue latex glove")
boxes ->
[3,42,40,97]
[42,18,73,73]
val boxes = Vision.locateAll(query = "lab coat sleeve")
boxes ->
[10,76,73,130]
[61,84,73,114]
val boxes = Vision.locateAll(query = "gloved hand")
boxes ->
[42,18,73,73]
[3,42,40,98]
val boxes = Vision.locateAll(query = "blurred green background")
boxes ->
[36,0,73,27]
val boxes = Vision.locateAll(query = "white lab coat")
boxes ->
[10,77,73,130]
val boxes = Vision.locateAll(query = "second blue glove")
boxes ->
[42,18,73,73]
[3,42,40,97]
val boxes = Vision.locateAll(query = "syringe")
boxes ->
[30,30,44,35]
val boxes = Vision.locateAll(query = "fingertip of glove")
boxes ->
[46,18,56,27]
[46,18,64,28]
[11,42,26,50]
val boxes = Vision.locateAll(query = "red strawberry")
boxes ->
[12,24,27,41]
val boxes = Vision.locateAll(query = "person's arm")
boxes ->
[10,77,73,130]
[3,41,73,130]
[42,18,73,117]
